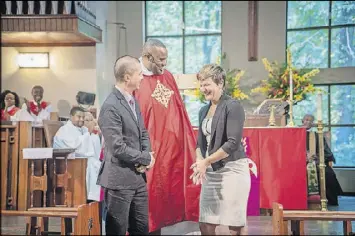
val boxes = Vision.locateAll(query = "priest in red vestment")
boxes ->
[134,39,200,233]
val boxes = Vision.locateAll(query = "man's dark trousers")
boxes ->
[104,183,148,235]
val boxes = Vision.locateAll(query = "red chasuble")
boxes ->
[134,70,201,232]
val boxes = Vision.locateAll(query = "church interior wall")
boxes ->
[1,1,353,192]
[113,0,355,193]
[1,46,97,118]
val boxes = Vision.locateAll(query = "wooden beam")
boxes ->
[1,15,102,47]
[1,42,96,47]
[17,122,32,211]
[248,1,258,61]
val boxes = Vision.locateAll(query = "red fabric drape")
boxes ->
[244,128,307,209]
[134,71,200,232]
[193,127,307,210]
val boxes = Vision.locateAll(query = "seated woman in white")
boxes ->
[21,85,52,124]
[53,107,102,202]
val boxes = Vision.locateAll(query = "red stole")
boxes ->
[1,106,20,121]
[29,101,49,116]
[134,70,200,232]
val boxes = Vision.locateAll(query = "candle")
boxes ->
[317,92,322,121]
[289,68,293,101]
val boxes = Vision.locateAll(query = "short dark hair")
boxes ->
[70,106,85,116]
[0,90,20,109]
[142,39,167,53]
[32,85,44,93]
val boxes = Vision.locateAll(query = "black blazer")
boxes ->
[97,87,152,190]
[197,94,246,171]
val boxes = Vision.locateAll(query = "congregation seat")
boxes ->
[2,202,100,235]
[272,202,355,235]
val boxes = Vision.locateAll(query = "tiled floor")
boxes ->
[2,196,355,235]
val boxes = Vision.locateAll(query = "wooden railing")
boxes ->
[3,1,96,25]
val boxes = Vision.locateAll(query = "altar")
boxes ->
[244,127,307,210]
[192,127,308,214]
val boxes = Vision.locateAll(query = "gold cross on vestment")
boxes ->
[151,80,174,108]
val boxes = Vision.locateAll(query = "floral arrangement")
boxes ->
[185,53,249,102]
[250,48,321,102]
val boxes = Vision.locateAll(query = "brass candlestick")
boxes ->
[317,120,328,211]
[268,105,276,126]
[287,99,295,127]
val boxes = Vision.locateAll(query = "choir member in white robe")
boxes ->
[53,106,102,202]
[20,85,52,125]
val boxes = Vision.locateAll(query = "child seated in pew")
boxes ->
[0,90,21,121]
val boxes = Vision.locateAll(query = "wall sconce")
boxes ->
[17,53,49,68]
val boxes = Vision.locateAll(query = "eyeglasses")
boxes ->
[5,97,15,101]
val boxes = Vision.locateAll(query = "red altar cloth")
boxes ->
[192,127,307,210]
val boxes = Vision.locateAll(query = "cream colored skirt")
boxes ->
[199,158,251,227]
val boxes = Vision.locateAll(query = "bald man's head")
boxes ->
[142,39,167,55]
[141,39,168,75]
[114,55,140,82]
[302,114,315,129]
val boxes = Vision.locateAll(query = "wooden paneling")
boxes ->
[1,15,102,47]
[2,122,87,211]
[1,129,10,210]
[17,122,32,211]
[1,125,20,210]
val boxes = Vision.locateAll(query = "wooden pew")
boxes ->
[2,119,87,211]
[272,202,355,235]
[1,124,19,210]
[1,202,100,235]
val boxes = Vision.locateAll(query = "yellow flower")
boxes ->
[262,58,273,73]
[302,69,320,80]
[295,94,303,101]
[235,70,245,82]
[216,55,221,65]
[232,89,249,100]
[183,89,200,97]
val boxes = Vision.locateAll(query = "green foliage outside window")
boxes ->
[287,1,355,69]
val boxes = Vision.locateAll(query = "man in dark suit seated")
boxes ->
[302,114,343,206]
[97,55,155,235]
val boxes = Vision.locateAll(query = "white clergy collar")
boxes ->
[139,57,154,76]
[7,105,15,111]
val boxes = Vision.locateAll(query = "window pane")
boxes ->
[287,1,329,29]
[184,1,222,35]
[287,29,329,69]
[146,1,183,36]
[331,27,355,68]
[331,1,355,25]
[293,86,329,126]
[330,85,355,125]
[147,37,183,74]
[184,35,221,74]
[182,92,207,127]
[331,127,355,167]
